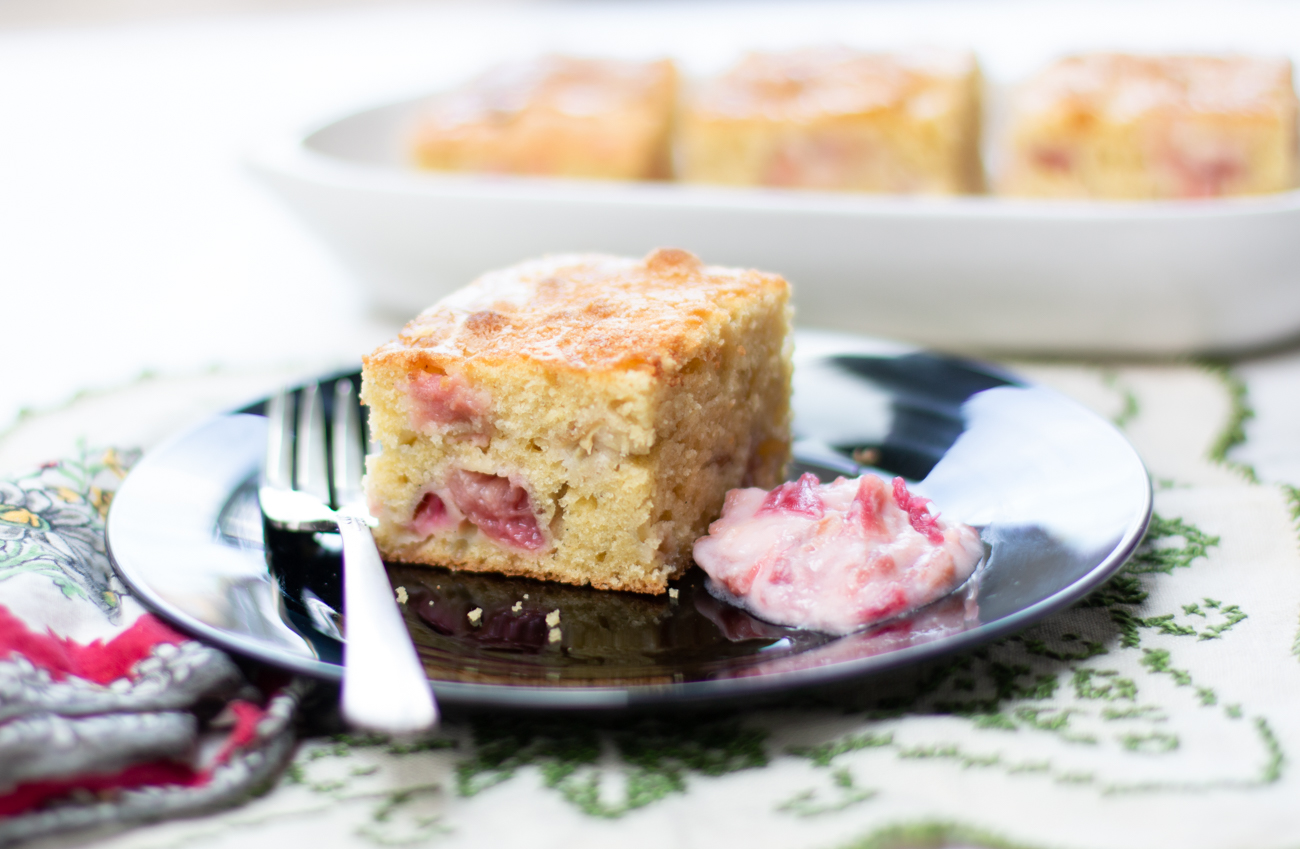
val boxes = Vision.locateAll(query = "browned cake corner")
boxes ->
[999,53,1300,199]
[679,46,983,194]
[410,55,678,180]
[361,248,793,595]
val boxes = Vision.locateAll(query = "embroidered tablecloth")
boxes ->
[3,351,1299,849]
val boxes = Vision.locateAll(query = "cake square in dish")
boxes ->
[999,53,1299,199]
[410,55,677,181]
[678,46,983,194]
[361,248,793,595]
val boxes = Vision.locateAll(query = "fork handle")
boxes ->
[337,515,438,734]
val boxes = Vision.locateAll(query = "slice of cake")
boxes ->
[361,249,793,595]
[678,46,983,194]
[410,55,678,181]
[999,53,1300,199]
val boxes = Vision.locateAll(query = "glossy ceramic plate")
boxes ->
[106,332,1151,709]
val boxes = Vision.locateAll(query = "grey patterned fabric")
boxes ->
[0,450,303,847]
[0,683,304,847]
[0,642,245,724]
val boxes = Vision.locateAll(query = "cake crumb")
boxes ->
[668,588,679,600]
[548,627,562,644]
[395,586,409,604]
[523,594,529,599]
[511,601,523,613]
[468,607,482,625]
[851,447,881,466]
[546,609,561,628]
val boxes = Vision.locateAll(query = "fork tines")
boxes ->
[260,377,366,530]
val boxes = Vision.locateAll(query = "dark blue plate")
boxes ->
[106,331,1150,710]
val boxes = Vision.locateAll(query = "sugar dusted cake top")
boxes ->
[410,55,677,181]
[1014,53,1296,122]
[691,46,978,122]
[419,56,673,131]
[380,249,790,374]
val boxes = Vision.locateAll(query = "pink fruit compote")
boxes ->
[692,473,984,635]
[405,469,547,552]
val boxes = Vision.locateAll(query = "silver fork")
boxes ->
[261,378,438,735]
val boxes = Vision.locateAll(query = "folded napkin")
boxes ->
[0,448,301,846]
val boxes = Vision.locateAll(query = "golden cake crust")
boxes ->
[690,46,976,122]
[679,46,983,194]
[410,55,678,180]
[1014,53,1295,123]
[380,249,787,375]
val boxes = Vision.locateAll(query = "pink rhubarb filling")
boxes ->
[406,470,547,552]
[410,491,451,537]
[692,473,983,635]
[446,470,546,551]
[765,136,871,189]
[406,372,492,434]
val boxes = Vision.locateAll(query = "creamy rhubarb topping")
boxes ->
[692,473,983,635]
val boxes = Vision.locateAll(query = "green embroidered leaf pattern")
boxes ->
[1126,515,1219,574]
[1202,362,1259,483]
[777,767,876,817]
[456,717,767,818]
[789,733,894,767]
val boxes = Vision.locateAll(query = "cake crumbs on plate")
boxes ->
[511,601,523,613]
[548,627,562,644]
[395,586,409,604]
[545,609,561,627]
[468,607,483,625]
[668,588,679,600]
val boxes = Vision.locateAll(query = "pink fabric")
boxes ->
[0,605,186,686]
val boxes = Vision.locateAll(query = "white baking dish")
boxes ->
[248,95,1300,355]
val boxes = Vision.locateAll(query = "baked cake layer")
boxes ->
[1000,53,1300,199]
[410,56,678,181]
[361,249,793,595]
[679,46,983,194]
